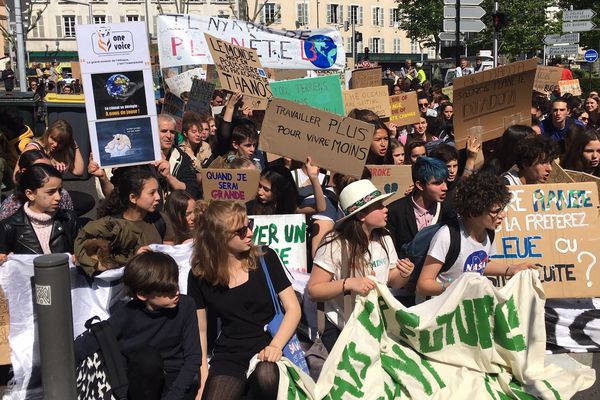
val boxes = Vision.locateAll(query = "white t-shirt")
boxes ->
[427,220,496,284]
[313,233,398,330]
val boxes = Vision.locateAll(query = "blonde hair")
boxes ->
[42,119,75,166]
[191,201,263,286]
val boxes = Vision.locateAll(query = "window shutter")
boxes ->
[152,16,157,35]
[140,16,145,21]
[389,8,393,27]
[379,8,384,26]
[276,4,281,23]
[338,4,343,24]
[359,6,363,25]
[368,37,373,51]
[326,4,331,24]
[297,3,301,23]
[380,38,384,53]
[347,5,351,24]
[372,7,376,26]
[38,16,45,37]
[120,16,125,23]
[107,16,112,23]
[56,16,63,38]
[77,16,83,25]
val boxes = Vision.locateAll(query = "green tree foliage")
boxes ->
[394,0,444,55]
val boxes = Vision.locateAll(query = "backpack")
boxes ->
[399,218,495,284]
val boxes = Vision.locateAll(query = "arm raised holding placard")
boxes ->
[297,157,327,214]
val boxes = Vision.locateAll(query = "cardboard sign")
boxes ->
[0,288,9,364]
[366,165,413,205]
[204,33,272,100]
[533,66,562,94]
[250,214,308,273]
[165,67,206,98]
[559,79,582,96]
[453,59,538,149]
[489,183,600,298]
[441,86,453,102]
[260,98,374,177]
[351,67,382,89]
[242,95,269,111]
[566,169,600,196]
[389,92,420,125]
[186,79,215,116]
[343,86,392,118]
[70,61,81,81]
[270,75,344,115]
[271,69,307,81]
[162,92,185,119]
[201,168,260,202]
[546,160,575,184]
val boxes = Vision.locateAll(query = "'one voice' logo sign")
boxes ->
[91,27,135,55]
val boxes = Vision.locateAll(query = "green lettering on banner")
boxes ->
[543,380,562,400]
[436,311,456,345]
[379,381,403,400]
[508,377,542,400]
[284,223,306,243]
[381,343,434,395]
[456,299,479,346]
[276,247,291,265]
[488,375,513,400]
[484,374,498,400]
[494,296,526,351]
[419,327,443,353]
[335,341,371,387]
[326,375,365,399]
[420,358,446,389]
[377,296,389,331]
[286,367,309,400]
[395,309,419,339]
[474,295,494,349]
[357,300,384,340]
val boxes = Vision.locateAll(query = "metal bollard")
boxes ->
[33,253,77,399]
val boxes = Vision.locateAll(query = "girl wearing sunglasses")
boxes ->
[188,201,301,400]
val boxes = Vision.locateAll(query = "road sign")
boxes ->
[443,6,485,19]
[444,0,483,5]
[443,19,486,33]
[438,32,465,41]
[547,44,579,56]
[563,21,596,32]
[584,49,599,63]
[544,33,580,45]
[563,9,596,22]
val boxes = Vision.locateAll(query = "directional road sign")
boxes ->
[563,9,596,22]
[563,21,596,32]
[438,32,465,41]
[443,6,485,19]
[584,49,599,63]
[444,0,483,5]
[547,44,579,56]
[543,33,580,45]
[443,19,486,33]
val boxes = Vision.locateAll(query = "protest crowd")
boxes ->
[0,13,600,400]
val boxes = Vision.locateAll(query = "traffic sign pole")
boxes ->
[493,0,499,68]
[456,0,461,67]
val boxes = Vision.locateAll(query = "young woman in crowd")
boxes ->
[188,201,301,400]
[307,180,414,351]
[571,108,590,127]
[0,149,73,220]
[585,94,600,128]
[404,140,427,165]
[561,130,600,177]
[437,102,454,141]
[181,112,212,183]
[165,190,196,245]
[389,138,405,165]
[0,164,78,259]
[400,113,438,145]
[366,121,393,165]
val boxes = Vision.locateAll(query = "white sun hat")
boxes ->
[335,179,392,226]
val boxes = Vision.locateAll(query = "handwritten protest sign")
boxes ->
[546,160,575,184]
[566,169,600,196]
[270,69,307,81]
[367,165,413,205]
[489,182,600,298]
[260,98,374,177]
[186,79,215,115]
[343,86,392,118]
[270,75,344,115]
[250,214,308,273]
[165,67,206,98]
[453,58,537,149]
[533,65,562,94]
[389,92,420,125]
[204,33,272,100]
[71,62,81,81]
[0,289,9,364]
[442,86,453,102]
[162,92,185,119]
[559,79,582,96]
[201,168,260,202]
[350,67,382,89]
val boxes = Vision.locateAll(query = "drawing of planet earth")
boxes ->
[304,35,337,69]
[105,74,130,99]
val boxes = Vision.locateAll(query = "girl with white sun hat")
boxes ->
[307,179,414,351]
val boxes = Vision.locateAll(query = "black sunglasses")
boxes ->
[232,218,254,238]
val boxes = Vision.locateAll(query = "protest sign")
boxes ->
[270,75,344,115]
[204,33,272,100]
[545,298,600,354]
[441,85,453,102]
[157,14,344,70]
[0,289,9,364]
[389,92,420,125]
[242,95,269,111]
[350,67,382,89]
[566,169,600,195]
[271,69,307,81]
[201,168,260,202]
[453,59,537,149]
[260,98,374,177]
[162,92,185,119]
[367,164,413,205]
[489,182,600,298]
[533,65,562,94]
[165,67,206,98]
[559,79,582,96]
[250,214,308,274]
[546,160,575,184]
[70,61,81,81]
[76,22,161,168]
[343,86,392,118]
[186,79,215,115]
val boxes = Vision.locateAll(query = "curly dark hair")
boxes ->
[515,135,559,169]
[454,172,511,218]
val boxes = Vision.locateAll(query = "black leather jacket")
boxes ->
[0,207,79,255]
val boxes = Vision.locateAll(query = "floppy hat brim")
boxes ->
[334,191,393,228]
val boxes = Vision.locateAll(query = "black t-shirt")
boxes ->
[187,247,290,366]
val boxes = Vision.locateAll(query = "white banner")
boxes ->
[164,67,206,98]
[546,298,600,353]
[157,14,345,70]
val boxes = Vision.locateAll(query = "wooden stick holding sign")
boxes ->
[201,168,260,202]
[260,98,374,177]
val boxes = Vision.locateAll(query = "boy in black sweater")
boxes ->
[75,251,201,400]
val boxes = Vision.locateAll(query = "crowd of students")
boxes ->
[0,77,598,399]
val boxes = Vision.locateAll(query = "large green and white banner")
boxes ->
[271,270,595,399]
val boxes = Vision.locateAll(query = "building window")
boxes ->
[297,2,308,26]
[93,15,106,24]
[348,5,363,25]
[30,16,45,38]
[369,37,383,53]
[63,16,76,37]
[262,3,280,24]
[389,8,401,27]
[127,15,139,21]
[410,39,419,54]
[346,36,354,54]
[393,38,402,53]
[372,7,383,27]
[327,4,343,25]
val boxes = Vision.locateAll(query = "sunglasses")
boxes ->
[231,218,254,238]
[419,103,429,107]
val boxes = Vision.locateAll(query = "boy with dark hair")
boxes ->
[501,135,559,185]
[75,251,201,400]
[416,173,535,296]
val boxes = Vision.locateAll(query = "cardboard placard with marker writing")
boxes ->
[201,168,260,202]
[366,165,413,205]
[389,92,420,126]
[559,79,582,96]
[350,67,382,89]
[260,98,374,177]
[343,86,392,118]
[488,182,600,298]
[270,75,345,115]
[533,65,562,94]
[186,78,215,116]
[452,58,538,149]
